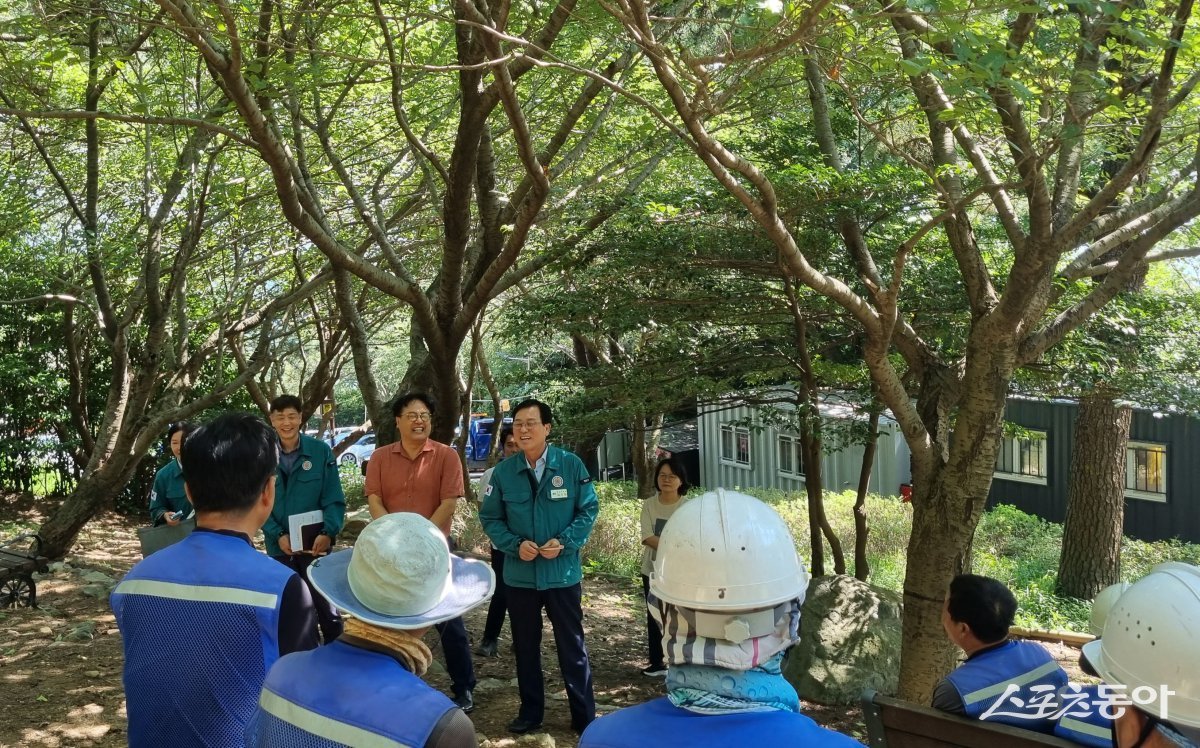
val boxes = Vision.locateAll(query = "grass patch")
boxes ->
[339,464,367,513]
[463,482,1200,633]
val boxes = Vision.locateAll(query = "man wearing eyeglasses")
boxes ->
[479,397,599,736]
[364,392,477,714]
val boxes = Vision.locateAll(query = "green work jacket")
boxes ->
[263,433,345,557]
[149,459,190,525]
[479,445,598,590]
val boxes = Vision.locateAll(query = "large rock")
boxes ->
[784,574,903,705]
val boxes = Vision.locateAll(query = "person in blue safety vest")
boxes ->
[1052,582,1130,747]
[1078,563,1200,748]
[932,574,1069,733]
[245,511,496,748]
[111,412,319,748]
[578,489,863,748]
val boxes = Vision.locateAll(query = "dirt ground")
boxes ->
[0,506,1090,748]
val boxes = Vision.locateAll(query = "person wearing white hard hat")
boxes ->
[245,512,496,748]
[1089,582,1132,638]
[578,489,862,747]
[1051,581,1131,747]
[1080,563,1200,748]
[932,574,1068,732]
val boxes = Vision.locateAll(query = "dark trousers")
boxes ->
[273,553,342,643]
[642,574,665,668]
[435,615,476,696]
[481,547,509,641]
[508,583,595,728]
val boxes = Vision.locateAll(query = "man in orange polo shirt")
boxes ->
[365,392,477,714]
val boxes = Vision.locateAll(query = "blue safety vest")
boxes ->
[1054,684,1115,747]
[943,640,1069,732]
[578,696,864,747]
[245,640,455,747]
[111,530,293,748]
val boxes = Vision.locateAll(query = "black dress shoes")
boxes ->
[507,717,543,734]
[452,690,475,714]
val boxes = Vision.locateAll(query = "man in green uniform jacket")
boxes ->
[480,398,599,735]
[264,395,346,642]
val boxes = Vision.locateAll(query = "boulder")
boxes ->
[64,621,97,642]
[784,574,903,705]
[340,518,370,546]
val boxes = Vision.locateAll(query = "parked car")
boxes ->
[338,432,376,467]
[324,427,358,449]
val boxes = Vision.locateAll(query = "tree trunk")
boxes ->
[799,431,845,576]
[632,412,664,499]
[376,327,466,448]
[853,404,880,581]
[1056,392,1130,598]
[40,459,142,558]
[897,341,1011,704]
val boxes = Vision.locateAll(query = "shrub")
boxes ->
[449,479,1200,633]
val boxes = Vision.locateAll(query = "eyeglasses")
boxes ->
[402,412,432,422]
[658,473,680,481]
[512,419,545,429]
[270,412,302,423]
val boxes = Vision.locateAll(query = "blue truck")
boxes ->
[465,416,513,466]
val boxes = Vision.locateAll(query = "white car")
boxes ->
[338,433,376,466]
[324,427,358,449]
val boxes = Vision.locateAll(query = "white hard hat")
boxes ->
[1081,563,1200,729]
[1088,582,1131,636]
[651,489,809,613]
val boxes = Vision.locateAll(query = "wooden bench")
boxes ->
[861,689,1081,747]
[0,533,49,608]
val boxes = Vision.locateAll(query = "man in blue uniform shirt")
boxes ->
[932,574,1068,732]
[578,489,861,747]
[479,398,599,735]
[111,413,318,748]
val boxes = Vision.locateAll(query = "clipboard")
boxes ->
[288,510,325,552]
[137,517,196,558]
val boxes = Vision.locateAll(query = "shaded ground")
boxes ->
[0,503,1089,747]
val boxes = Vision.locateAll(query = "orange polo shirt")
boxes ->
[364,438,464,534]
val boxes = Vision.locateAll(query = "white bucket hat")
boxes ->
[307,512,495,630]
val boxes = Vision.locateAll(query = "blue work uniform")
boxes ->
[480,445,599,729]
[1053,684,1115,747]
[246,639,460,747]
[939,640,1069,733]
[579,697,865,747]
[111,530,296,748]
[148,459,189,525]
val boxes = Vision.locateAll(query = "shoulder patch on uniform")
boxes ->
[580,477,592,484]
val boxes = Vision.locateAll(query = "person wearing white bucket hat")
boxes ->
[246,512,496,748]
[579,489,862,747]
[1079,563,1200,748]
